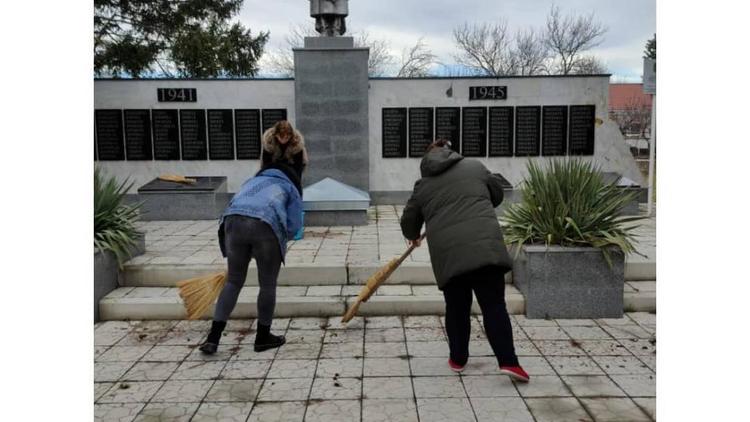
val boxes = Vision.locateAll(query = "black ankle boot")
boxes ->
[199,320,226,354]
[254,323,286,352]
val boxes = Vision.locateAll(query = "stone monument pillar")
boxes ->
[294,0,369,191]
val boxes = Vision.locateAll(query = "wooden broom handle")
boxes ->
[397,232,426,265]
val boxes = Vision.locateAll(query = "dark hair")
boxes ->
[425,138,452,153]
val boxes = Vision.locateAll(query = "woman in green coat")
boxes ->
[400,139,529,382]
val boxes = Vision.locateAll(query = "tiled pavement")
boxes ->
[94,313,656,421]
[103,205,655,319]
[130,205,656,268]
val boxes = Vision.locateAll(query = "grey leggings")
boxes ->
[214,215,282,326]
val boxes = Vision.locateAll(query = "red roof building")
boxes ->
[609,83,652,111]
[608,83,652,145]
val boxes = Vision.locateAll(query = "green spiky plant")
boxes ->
[502,159,645,266]
[94,168,143,267]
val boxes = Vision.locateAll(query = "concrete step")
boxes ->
[99,282,656,320]
[121,262,439,287]
[122,261,655,287]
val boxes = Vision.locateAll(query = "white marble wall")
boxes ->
[95,76,642,193]
[94,79,295,192]
[368,76,643,191]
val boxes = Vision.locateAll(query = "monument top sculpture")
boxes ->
[310,0,349,37]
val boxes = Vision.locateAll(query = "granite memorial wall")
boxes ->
[94,107,287,161]
[380,104,594,159]
[95,76,642,194]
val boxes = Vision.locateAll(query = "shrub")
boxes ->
[501,159,644,265]
[94,168,142,267]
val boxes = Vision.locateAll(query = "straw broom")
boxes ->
[159,174,197,184]
[341,233,425,323]
[176,271,227,320]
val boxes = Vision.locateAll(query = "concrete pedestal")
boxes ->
[137,177,227,220]
[294,37,370,191]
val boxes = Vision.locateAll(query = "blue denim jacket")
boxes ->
[219,169,303,261]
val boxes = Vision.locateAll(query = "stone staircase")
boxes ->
[99,261,655,320]
[100,209,656,320]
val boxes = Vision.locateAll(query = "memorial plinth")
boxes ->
[293,36,369,191]
[137,176,228,220]
[303,177,370,226]
[602,172,643,215]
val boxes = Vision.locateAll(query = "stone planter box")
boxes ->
[94,235,145,322]
[512,245,624,319]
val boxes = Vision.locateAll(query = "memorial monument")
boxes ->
[310,0,348,36]
[295,0,370,225]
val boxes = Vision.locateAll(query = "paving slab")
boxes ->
[94,314,655,420]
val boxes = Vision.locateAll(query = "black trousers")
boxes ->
[214,215,282,326]
[442,265,519,367]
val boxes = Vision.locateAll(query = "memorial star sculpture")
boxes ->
[310,0,348,36]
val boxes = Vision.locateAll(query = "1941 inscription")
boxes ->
[157,88,197,102]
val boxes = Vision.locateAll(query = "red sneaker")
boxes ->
[499,365,530,382]
[448,358,466,373]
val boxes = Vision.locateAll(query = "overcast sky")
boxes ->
[238,0,655,81]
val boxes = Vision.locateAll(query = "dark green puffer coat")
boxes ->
[400,148,512,290]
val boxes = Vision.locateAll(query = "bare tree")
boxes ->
[263,23,317,77]
[433,62,477,77]
[356,31,395,77]
[452,21,517,76]
[513,28,548,75]
[611,95,651,139]
[262,23,395,77]
[573,55,608,74]
[396,38,437,77]
[543,4,607,75]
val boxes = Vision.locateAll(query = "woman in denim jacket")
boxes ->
[199,164,303,354]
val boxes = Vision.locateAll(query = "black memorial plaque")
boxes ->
[408,108,434,157]
[435,107,461,153]
[382,108,407,158]
[261,109,288,133]
[123,109,152,160]
[152,109,180,160]
[542,106,568,156]
[235,109,261,159]
[461,107,487,157]
[569,105,596,155]
[515,106,541,156]
[207,109,234,160]
[179,109,207,160]
[95,109,125,161]
[488,107,514,157]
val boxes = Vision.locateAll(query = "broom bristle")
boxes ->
[340,234,424,324]
[176,272,226,320]
[341,301,361,323]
